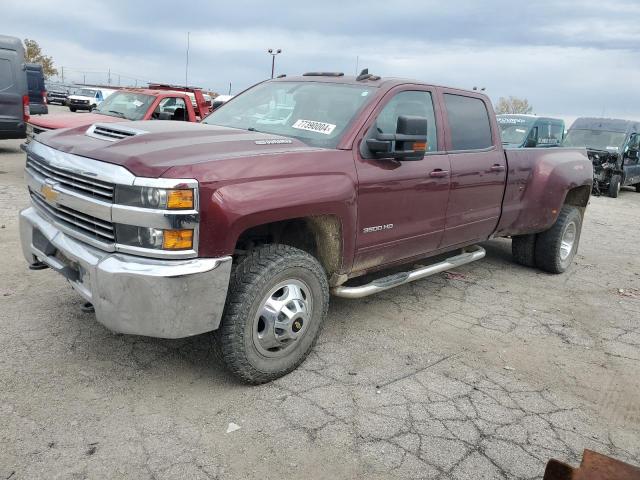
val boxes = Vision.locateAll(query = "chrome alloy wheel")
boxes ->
[252,280,313,358]
[559,221,577,261]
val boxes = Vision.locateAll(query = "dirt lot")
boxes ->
[1,107,639,479]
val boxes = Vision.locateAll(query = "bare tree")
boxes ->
[495,96,533,115]
[24,39,58,79]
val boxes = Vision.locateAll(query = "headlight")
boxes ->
[115,225,194,250]
[115,186,194,210]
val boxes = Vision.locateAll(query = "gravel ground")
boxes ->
[1,106,639,479]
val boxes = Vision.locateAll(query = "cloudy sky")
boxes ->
[5,0,640,123]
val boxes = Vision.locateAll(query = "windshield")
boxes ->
[562,129,627,152]
[77,89,97,97]
[95,92,155,120]
[497,116,535,144]
[203,81,376,148]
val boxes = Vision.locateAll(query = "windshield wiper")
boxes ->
[107,110,126,118]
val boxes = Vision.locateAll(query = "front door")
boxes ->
[623,133,640,186]
[353,88,451,273]
[440,91,506,247]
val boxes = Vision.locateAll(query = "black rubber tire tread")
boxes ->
[512,234,537,267]
[534,205,582,274]
[214,244,329,384]
[608,175,621,198]
[635,183,640,193]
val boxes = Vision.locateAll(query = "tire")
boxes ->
[214,244,329,384]
[69,107,76,112]
[535,205,583,274]
[89,105,95,112]
[608,175,621,198]
[512,234,537,267]
[635,183,640,193]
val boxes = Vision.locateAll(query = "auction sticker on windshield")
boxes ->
[292,119,336,135]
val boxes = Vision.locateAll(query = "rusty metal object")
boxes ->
[544,450,640,480]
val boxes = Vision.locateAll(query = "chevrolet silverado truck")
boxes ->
[563,117,640,197]
[19,72,593,383]
[26,84,210,141]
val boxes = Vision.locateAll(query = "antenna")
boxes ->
[185,32,190,87]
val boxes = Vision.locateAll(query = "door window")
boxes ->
[0,58,14,91]
[444,94,492,150]
[366,90,438,153]
[156,97,188,121]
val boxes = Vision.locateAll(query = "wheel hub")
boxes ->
[560,221,577,261]
[253,280,312,357]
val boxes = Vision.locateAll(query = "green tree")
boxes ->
[495,96,533,115]
[24,38,58,79]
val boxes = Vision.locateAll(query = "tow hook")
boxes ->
[28,262,49,270]
[81,302,95,313]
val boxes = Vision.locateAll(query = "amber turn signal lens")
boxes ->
[162,229,193,250]
[413,142,427,152]
[167,189,194,209]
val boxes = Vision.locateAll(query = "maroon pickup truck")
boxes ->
[19,72,593,383]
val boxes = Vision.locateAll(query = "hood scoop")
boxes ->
[86,123,148,142]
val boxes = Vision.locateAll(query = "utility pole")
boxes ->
[228,82,231,95]
[355,56,359,76]
[185,32,190,87]
[61,66,64,83]
[118,74,120,86]
[83,73,86,84]
[108,68,111,85]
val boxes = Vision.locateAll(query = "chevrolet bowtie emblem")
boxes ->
[41,183,59,203]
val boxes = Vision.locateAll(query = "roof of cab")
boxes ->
[271,73,484,97]
[0,34,24,51]
[570,117,640,134]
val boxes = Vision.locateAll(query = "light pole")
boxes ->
[268,48,282,79]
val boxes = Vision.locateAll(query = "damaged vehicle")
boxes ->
[19,72,593,383]
[563,117,640,197]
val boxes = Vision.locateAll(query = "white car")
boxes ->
[67,87,116,112]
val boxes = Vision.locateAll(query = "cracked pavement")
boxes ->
[1,108,639,479]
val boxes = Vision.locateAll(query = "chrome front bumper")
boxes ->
[20,206,232,338]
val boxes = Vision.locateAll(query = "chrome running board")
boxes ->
[331,245,486,299]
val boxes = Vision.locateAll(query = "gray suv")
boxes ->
[0,35,29,140]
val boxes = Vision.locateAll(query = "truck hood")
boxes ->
[29,112,124,130]
[68,95,93,101]
[37,120,324,178]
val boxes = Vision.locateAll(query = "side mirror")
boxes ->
[525,127,538,148]
[366,115,428,161]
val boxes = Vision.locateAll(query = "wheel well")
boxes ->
[235,215,342,277]
[564,185,591,208]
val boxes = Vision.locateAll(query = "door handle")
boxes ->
[429,169,449,178]
[490,164,505,172]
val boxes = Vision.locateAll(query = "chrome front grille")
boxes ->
[26,153,115,201]
[30,190,115,242]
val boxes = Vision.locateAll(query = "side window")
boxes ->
[444,94,492,150]
[537,122,553,145]
[369,91,438,152]
[156,97,187,121]
[550,123,564,145]
[0,58,14,91]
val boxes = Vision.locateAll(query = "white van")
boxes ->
[67,87,115,112]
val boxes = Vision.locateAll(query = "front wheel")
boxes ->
[535,205,583,274]
[635,183,640,193]
[69,107,76,112]
[214,244,329,384]
[608,175,621,198]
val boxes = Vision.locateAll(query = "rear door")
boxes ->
[353,87,451,271]
[440,90,506,247]
[0,51,24,136]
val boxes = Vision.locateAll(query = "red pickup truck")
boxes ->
[19,72,593,383]
[26,84,211,140]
